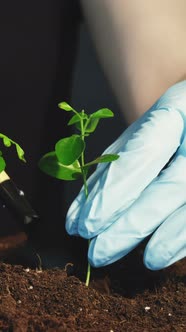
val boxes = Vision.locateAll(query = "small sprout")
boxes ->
[35,253,43,272]
[36,269,43,274]
[17,300,22,304]
[28,285,33,290]
[38,102,119,286]
[0,133,26,173]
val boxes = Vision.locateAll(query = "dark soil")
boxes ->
[0,241,185,332]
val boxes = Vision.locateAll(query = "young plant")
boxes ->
[0,133,25,172]
[38,102,119,286]
[0,133,39,233]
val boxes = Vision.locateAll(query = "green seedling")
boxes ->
[0,133,25,172]
[38,102,119,286]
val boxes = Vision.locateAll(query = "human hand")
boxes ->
[66,80,186,270]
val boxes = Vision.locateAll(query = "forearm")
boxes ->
[81,0,186,124]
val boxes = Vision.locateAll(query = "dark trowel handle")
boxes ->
[0,171,39,230]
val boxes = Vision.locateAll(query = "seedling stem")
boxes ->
[38,102,120,286]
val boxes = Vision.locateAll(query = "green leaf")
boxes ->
[55,135,85,165]
[90,108,114,119]
[0,133,26,163]
[85,118,99,133]
[15,144,26,162]
[75,121,83,132]
[3,136,11,147]
[0,156,6,172]
[68,114,80,126]
[38,151,82,181]
[58,101,74,111]
[68,112,88,126]
[85,154,119,167]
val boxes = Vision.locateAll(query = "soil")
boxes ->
[0,239,185,332]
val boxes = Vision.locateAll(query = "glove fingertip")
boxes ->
[65,217,79,236]
[143,244,171,271]
[88,239,103,268]
[78,225,92,239]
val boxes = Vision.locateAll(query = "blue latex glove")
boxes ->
[66,80,186,270]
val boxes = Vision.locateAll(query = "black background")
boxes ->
[0,1,126,267]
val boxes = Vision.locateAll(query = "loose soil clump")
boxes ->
[0,245,185,332]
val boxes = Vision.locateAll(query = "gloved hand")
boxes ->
[66,80,186,270]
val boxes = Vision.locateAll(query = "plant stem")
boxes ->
[80,113,91,287]
[85,239,91,287]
